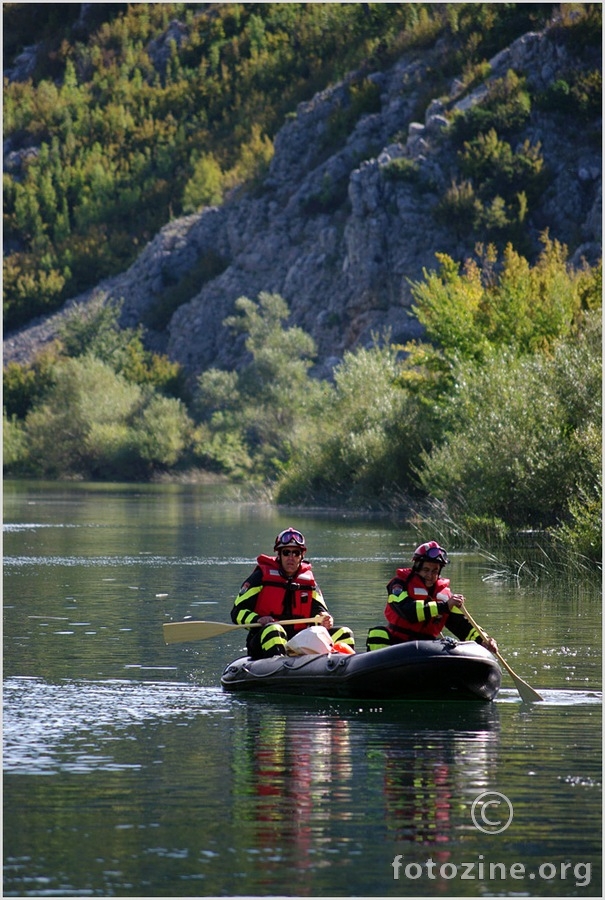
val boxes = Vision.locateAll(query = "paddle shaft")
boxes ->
[463,606,543,702]
[163,615,322,644]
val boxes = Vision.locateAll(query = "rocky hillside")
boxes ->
[4,14,601,382]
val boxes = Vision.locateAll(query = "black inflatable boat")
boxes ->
[221,638,501,701]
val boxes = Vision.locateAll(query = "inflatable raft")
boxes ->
[221,638,502,701]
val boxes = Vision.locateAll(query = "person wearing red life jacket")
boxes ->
[366,540,498,654]
[231,527,355,659]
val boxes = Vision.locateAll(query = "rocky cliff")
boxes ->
[4,22,601,382]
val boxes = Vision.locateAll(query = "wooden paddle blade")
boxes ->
[497,653,544,702]
[163,615,322,645]
[463,606,544,702]
[163,620,244,643]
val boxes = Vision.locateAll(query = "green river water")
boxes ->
[3,480,601,897]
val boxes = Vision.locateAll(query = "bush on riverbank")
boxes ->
[4,241,601,565]
[272,241,601,563]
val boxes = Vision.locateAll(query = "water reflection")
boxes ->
[228,698,501,885]
[230,702,354,890]
[3,481,601,897]
[381,710,500,849]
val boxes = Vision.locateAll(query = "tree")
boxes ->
[195,292,325,477]
[21,355,192,479]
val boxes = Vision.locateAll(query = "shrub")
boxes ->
[408,235,593,367]
[3,348,59,419]
[58,295,186,398]
[434,179,481,237]
[194,292,325,479]
[132,393,192,468]
[22,356,142,476]
[417,311,602,530]
[3,413,29,470]
[450,69,532,145]
[538,68,602,123]
[459,129,546,202]
[18,355,193,479]
[276,343,417,506]
[436,129,548,247]
[3,254,68,329]
[550,422,602,565]
[182,153,224,213]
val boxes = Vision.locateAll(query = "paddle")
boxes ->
[163,615,322,644]
[463,606,544,703]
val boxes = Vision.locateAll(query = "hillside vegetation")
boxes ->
[3,3,602,568]
[4,2,576,330]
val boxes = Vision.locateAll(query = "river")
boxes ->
[3,480,601,897]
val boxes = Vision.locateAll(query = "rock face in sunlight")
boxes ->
[3,25,601,381]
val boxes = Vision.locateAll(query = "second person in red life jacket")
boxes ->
[366,541,498,654]
[231,527,356,659]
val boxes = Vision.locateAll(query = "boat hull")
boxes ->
[221,639,501,702]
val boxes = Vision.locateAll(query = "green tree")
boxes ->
[182,153,224,212]
[58,295,185,397]
[23,356,143,477]
[277,342,415,506]
[195,292,325,478]
[20,355,192,479]
[407,235,594,374]
[416,310,601,532]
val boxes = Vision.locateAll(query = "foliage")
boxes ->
[57,295,186,398]
[416,309,601,532]
[3,3,567,329]
[275,342,417,506]
[193,292,327,479]
[182,153,225,213]
[17,355,193,479]
[3,346,60,419]
[2,413,28,470]
[537,68,602,123]
[406,235,594,375]
[436,128,547,247]
[382,157,421,183]
[450,69,532,146]
[415,352,569,526]
[550,422,602,564]
[460,129,545,203]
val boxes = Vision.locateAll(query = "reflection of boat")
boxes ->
[221,638,501,701]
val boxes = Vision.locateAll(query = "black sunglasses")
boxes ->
[280,548,302,557]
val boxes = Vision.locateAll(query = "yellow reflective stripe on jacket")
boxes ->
[235,608,258,626]
[260,624,287,652]
[426,600,439,619]
[414,599,439,621]
[414,599,425,621]
[235,584,262,606]
[233,585,262,625]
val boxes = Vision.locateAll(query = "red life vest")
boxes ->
[254,554,316,631]
[384,566,453,640]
